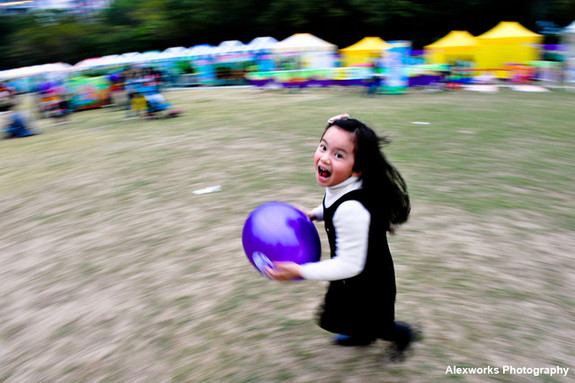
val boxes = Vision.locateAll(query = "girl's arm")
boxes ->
[300,200,369,281]
[308,204,323,221]
[268,201,369,281]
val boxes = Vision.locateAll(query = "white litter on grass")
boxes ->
[412,121,430,125]
[193,185,222,195]
[509,85,550,93]
[463,84,499,93]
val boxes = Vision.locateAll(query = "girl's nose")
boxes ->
[320,151,330,163]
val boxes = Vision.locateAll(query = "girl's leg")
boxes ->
[380,321,422,359]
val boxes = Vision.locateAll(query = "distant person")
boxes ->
[127,91,147,119]
[0,82,16,112]
[3,109,37,139]
[366,71,380,96]
[267,114,420,359]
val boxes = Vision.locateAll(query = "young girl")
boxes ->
[267,114,417,357]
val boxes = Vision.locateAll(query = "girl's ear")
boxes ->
[352,170,362,177]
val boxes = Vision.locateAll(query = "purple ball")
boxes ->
[242,202,321,277]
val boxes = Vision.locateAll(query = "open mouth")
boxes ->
[318,166,331,178]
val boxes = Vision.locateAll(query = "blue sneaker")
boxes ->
[333,334,374,346]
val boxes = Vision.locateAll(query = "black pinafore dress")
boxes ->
[316,190,397,339]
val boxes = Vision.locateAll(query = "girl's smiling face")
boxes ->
[314,125,362,187]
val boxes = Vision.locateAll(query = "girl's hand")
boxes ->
[266,262,302,281]
[307,211,317,221]
[293,204,315,221]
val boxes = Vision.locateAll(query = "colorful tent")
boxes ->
[476,21,542,73]
[245,37,278,71]
[273,33,337,69]
[562,20,575,59]
[339,37,389,67]
[561,21,575,84]
[424,31,479,64]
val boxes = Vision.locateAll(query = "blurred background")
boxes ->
[1,0,575,106]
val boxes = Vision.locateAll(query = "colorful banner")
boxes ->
[193,59,216,86]
[382,41,411,94]
[65,76,111,110]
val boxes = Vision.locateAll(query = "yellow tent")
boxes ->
[424,31,479,65]
[339,37,389,67]
[476,21,542,73]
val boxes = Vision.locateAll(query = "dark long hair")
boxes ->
[325,116,410,232]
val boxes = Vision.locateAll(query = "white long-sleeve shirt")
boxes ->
[300,176,370,281]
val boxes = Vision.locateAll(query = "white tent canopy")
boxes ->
[213,40,247,56]
[273,33,336,52]
[120,52,143,64]
[139,50,163,62]
[163,46,188,55]
[245,36,278,53]
[563,20,575,33]
[0,62,71,80]
[562,20,575,59]
[73,57,104,70]
[162,46,190,60]
[73,52,147,70]
[562,20,575,84]
[188,44,215,58]
[98,55,124,67]
[3,34,338,78]
[273,33,337,68]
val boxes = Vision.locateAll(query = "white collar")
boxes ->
[324,176,362,208]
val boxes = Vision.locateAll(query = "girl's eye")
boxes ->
[319,144,327,151]
[334,153,343,159]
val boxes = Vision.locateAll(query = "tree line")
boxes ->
[1,0,573,70]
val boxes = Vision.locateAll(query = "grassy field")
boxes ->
[1,85,574,382]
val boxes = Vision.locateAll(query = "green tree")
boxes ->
[6,15,113,67]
